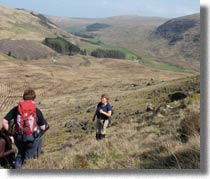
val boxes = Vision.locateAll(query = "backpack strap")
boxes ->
[107,103,113,115]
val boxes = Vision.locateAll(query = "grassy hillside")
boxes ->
[0,54,199,169]
[0,5,74,41]
[0,39,56,60]
[0,5,85,60]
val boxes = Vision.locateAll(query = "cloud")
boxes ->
[102,0,109,5]
[144,4,164,13]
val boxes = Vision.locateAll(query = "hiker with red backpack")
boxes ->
[1,88,49,169]
[92,94,113,140]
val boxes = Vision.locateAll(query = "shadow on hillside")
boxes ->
[200,5,208,175]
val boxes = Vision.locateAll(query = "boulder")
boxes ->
[168,92,187,102]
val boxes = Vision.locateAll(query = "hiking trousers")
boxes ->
[96,118,109,135]
[14,135,43,168]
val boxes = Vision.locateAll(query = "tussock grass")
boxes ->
[0,56,199,169]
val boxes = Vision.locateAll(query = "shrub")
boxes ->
[179,111,200,143]
[7,51,12,56]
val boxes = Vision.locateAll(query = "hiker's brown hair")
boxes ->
[101,94,109,101]
[23,88,36,100]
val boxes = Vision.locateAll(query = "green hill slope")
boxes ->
[0,5,73,41]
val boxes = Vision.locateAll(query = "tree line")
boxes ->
[90,49,125,59]
[43,37,125,59]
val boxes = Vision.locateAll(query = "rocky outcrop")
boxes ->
[64,119,94,133]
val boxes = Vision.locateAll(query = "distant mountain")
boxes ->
[150,14,200,70]
[48,15,167,31]
[153,14,200,45]
[49,14,200,71]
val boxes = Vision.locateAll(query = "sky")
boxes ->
[0,0,200,18]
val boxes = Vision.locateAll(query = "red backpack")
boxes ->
[16,100,37,142]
